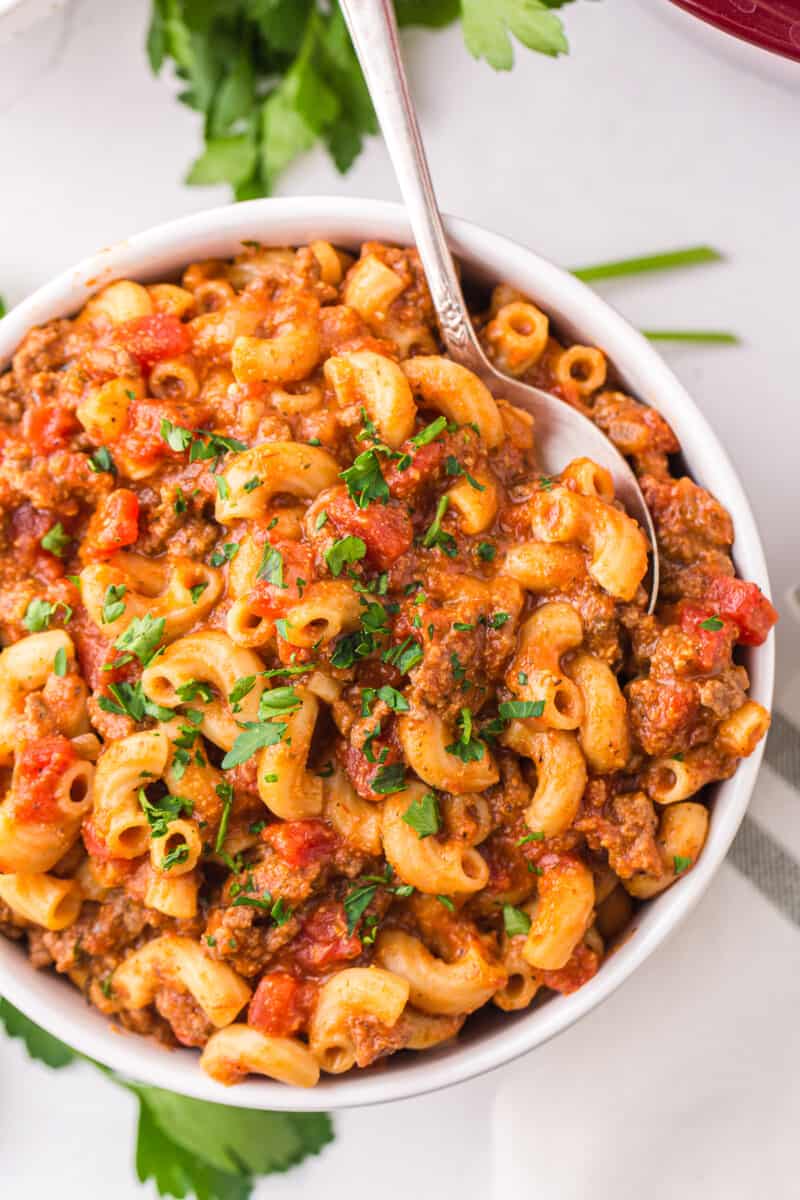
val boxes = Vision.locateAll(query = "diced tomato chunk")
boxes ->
[337,739,402,801]
[14,736,77,823]
[22,402,79,454]
[248,971,311,1037]
[116,313,191,369]
[294,901,363,971]
[251,541,314,620]
[679,602,736,674]
[325,491,413,571]
[707,576,778,647]
[385,440,446,502]
[261,819,337,868]
[83,488,139,558]
[81,817,115,861]
[540,944,600,995]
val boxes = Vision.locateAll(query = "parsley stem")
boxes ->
[572,245,723,282]
[642,330,740,345]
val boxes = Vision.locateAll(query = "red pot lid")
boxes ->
[670,0,800,62]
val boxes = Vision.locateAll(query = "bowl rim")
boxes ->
[0,196,775,1110]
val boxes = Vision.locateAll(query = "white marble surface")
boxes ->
[0,1,798,1195]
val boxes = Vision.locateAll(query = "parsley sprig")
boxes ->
[147,0,578,200]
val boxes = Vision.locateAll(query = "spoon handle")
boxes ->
[339,0,487,373]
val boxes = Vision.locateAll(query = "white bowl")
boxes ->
[0,0,69,41]
[0,197,775,1110]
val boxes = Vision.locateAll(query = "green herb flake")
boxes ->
[499,700,545,720]
[673,855,693,875]
[402,791,440,838]
[53,647,68,677]
[102,584,127,624]
[325,535,366,577]
[40,523,71,558]
[502,904,532,937]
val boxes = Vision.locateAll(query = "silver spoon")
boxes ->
[339,0,658,611]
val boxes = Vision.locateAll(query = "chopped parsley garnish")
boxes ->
[330,602,388,669]
[343,883,378,935]
[88,446,115,474]
[256,543,285,587]
[371,761,407,795]
[221,720,287,769]
[138,789,193,839]
[113,614,165,666]
[243,476,262,493]
[499,700,545,720]
[22,599,72,633]
[215,475,230,501]
[102,584,127,623]
[228,676,256,711]
[444,455,485,491]
[502,904,532,937]
[517,832,545,845]
[98,681,174,723]
[209,542,239,567]
[411,415,447,447]
[539,476,555,491]
[477,541,496,562]
[231,891,293,925]
[361,685,409,714]
[517,671,528,685]
[53,647,68,677]
[176,679,214,703]
[314,509,328,530]
[436,895,455,912]
[325,535,366,577]
[422,495,456,556]
[446,708,486,763]
[160,419,247,463]
[214,782,234,853]
[699,615,724,631]
[161,844,190,871]
[189,581,209,604]
[489,612,510,629]
[340,448,389,508]
[382,635,423,674]
[402,791,440,838]
[673,855,692,874]
[173,486,187,514]
[41,523,70,557]
[453,622,474,632]
[258,686,302,719]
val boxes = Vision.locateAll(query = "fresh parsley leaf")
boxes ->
[189,581,209,604]
[340,449,389,509]
[699,615,724,631]
[102,583,127,624]
[422,495,456,555]
[88,446,115,474]
[477,541,496,562]
[343,882,378,935]
[503,903,532,937]
[376,685,409,712]
[489,612,510,629]
[402,790,440,838]
[40,523,70,557]
[97,680,174,723]
[498,700,545,719]
[160,843,190,871]
[53,646,68,677]
[133,1083,333,1186]
[229,676,256,711]
[371,761,407,795]
[216,475,231,501]
[461,0,569,71]
[139,789,193,840]
[221,721,287,769]
[325,535,366,577]
[436,894,455,912]
[114,614,165,666]
[22,599,71,633]
[673,855,692,874]
[257,543,285,587]
[411,415,447,446]
[0,997,76,1068]
[446,708,486,762]
[210,542,239,567]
